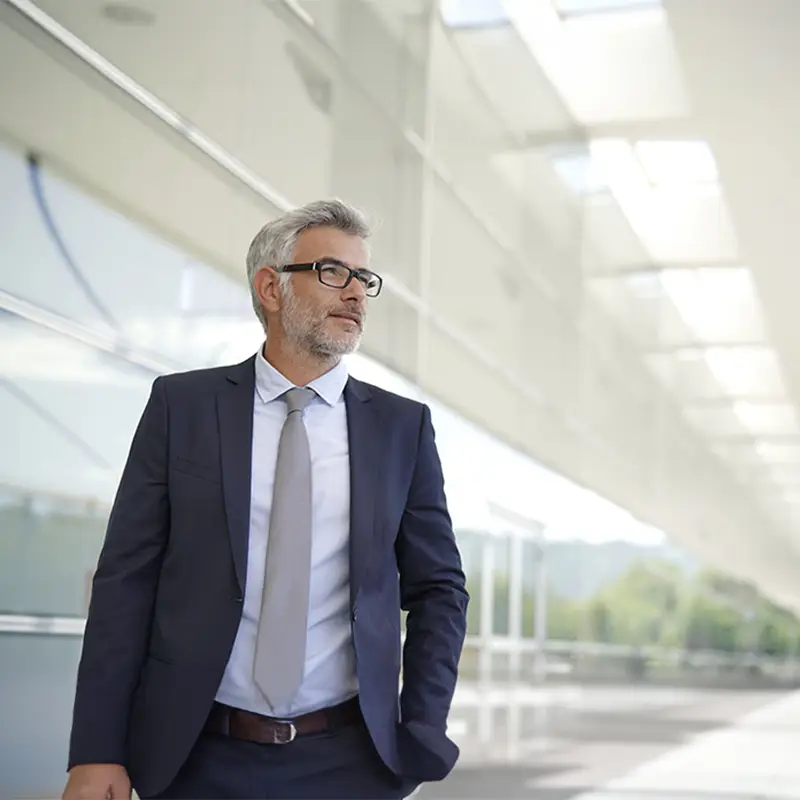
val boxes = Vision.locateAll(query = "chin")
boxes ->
[330,336,362,357]
[311,334,360,358]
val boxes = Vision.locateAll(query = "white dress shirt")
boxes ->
[215,348,358,718]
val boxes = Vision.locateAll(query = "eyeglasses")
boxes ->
[278,260,383,297]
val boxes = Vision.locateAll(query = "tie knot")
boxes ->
[284,387,315,414]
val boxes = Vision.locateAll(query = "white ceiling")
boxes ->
[3,0,800,608]
[474,1,800,554]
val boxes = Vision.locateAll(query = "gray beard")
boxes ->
[279,283,363,359]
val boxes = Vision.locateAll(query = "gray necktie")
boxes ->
[253,387,315,708]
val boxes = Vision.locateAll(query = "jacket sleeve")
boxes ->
[67,377,170,769]
[395,404,469,779]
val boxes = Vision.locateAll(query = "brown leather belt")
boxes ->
[205,696,362,745]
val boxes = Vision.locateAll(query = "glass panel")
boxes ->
[521,540,538,638]
[0,635,83,798]
[458,530,484,636]
[0,316,153,501]
[0,143,262,373]
[492,535,511,635]
[440,0,509,28]
[554,0,661,17]
[0,487,106,616]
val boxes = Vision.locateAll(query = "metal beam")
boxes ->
[646,342,767,354]
[683,396,788,408]
[585,260,742,278]
[510,117,702,151]
[707,434,800,444]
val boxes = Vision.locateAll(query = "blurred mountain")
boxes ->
[540,539,698,598]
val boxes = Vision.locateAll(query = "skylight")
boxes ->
[772,465,800,485]
[552,0,661,19]
[549,147,609,195]
[589,138,719,205]
[635,140,719,186]
[733,402,799,437]
[586,138,723,245]
[756,442,800,466]
[440,0,509,29]
[705,347,786,399]
[659,267,763,344]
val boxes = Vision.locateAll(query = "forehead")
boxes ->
[291,226,369,267]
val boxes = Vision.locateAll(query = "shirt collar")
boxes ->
[254,346,349,407]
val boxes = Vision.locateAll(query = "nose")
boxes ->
[342,275,367,303]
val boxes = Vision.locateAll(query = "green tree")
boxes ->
[584,598,612,642]
[546,593,583,641]
[592,559,682,647]
[680,593,740,652]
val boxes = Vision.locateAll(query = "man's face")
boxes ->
[278,226,370,359]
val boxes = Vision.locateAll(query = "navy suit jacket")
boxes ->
[67,355,469,797]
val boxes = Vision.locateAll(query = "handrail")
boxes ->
[2,613,798,672]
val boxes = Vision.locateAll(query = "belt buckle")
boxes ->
[271,721,297,745]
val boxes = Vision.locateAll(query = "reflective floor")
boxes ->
[419,684,800,799]
[3,638,799,800]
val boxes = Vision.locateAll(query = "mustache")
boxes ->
[328,307,365,325]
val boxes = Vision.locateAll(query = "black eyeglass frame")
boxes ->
[277,259,383,297]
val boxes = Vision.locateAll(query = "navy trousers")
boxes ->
[145,718,417,799]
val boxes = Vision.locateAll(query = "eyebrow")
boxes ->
[317,257,372,272]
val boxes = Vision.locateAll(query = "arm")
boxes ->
[67,377,170,769]
[395,404,469,776]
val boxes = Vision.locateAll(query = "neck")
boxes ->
[262,337,339,387]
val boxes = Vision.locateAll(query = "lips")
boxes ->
[330,311,362,325]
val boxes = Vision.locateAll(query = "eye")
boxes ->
[320,264,349,280]
[358,271,378,288]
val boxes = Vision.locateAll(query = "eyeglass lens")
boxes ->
[318,262,381,296]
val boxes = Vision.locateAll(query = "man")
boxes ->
[62,199,469,799]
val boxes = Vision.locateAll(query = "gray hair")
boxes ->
[246,198,371,330]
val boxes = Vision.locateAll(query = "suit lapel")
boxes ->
[345,377,383,610]
[217,356,256,593]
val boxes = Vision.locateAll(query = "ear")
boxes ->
[253,266,282,317]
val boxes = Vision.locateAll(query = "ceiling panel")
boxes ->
[770,465,800,486]
[582,196,649,266]
[646,351,725,399]
[704,346,786,399]
[641,187,739,263]
[658,267,764,344]
[682,406,745,438]
[757,442,800,466]
[504,0,689,123]
[735,402,799,437]
[635,139,717,184]
[449,20,574,134]
[35,0,333,205]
